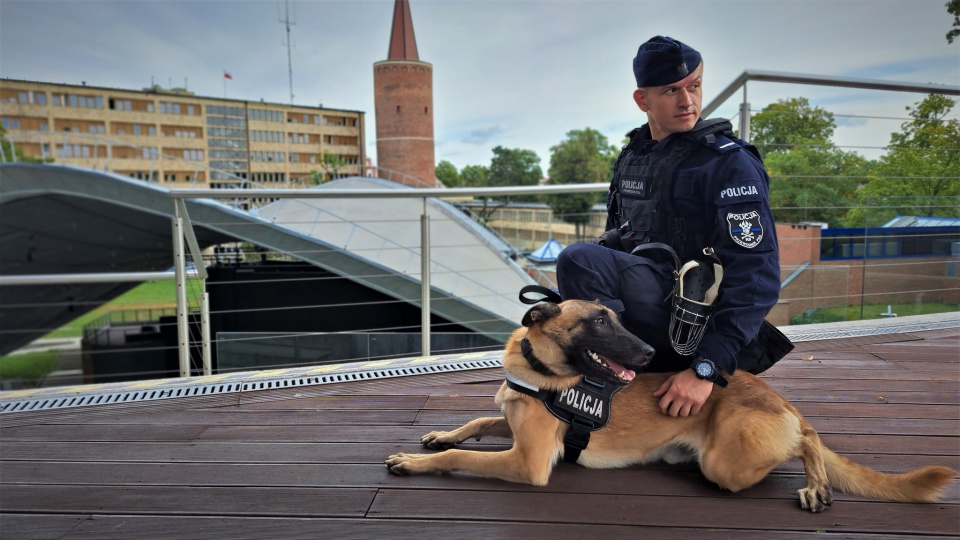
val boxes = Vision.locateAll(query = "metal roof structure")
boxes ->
[0,164,530,355]
[882,215,960,228]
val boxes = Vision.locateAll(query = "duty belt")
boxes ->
[505,373,623,463]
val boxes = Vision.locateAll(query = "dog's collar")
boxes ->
[505,372,551,400]
[520,338,556,376]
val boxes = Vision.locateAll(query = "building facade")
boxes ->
[0,79,365,188]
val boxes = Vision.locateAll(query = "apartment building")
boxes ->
[0,79,365,188]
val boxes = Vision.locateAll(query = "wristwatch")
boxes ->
[691,358,728,387]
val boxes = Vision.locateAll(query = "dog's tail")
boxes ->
[824,448,955,502]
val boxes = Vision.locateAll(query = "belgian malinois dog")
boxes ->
[386,300,955,512]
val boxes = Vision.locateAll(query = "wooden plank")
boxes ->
[780,389,959,405]
[819,434,960,456]
[0,424,209,442]
[3,441,954,472]
[5,515,924,540]
[412,410,959,437]
[0,514,90,540]
[60,409,419,426]
[366,489,959,535]
[790,334,923,352]
[189,425,959,459]
[763,368,956,382]
[234,371,505,404]
[4,462,956,504]
[0,485,377,518]
[0,393,241,429]
[789,402,959,420]
[235,394,429,410]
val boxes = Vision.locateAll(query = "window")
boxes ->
[149,126,156,136]
[187,105,194,115]
[53,95,61,106]
[133,125,141,135]
[19,92,28,103]
[147,103,154,112]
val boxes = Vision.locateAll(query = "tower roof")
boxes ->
[387,0,419,61]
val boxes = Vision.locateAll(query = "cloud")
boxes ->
[462,125,504,145]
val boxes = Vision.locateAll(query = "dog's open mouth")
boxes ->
[587,349,636,383]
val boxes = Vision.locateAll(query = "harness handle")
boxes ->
[519,285,563,305]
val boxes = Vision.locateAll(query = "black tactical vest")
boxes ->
[608,118,746,260]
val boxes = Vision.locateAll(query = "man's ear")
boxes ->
[521,303,562,328]
[633,88,649,112]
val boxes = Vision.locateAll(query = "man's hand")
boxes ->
[652,369,714,417]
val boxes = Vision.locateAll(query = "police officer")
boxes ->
[556,36,783,418]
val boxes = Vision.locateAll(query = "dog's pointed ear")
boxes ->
[521,303,562,328]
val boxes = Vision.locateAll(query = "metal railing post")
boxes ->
[421,197,431,356]
[172,206,191,377]
[201,289,212,375]
[739,83,751,141]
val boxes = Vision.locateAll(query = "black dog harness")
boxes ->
[505,373,623,463]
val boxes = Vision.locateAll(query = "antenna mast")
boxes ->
[279,1,296,105]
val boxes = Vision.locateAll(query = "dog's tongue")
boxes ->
[600,354,636,382]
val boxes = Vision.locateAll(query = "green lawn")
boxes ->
[1,279,203,382]
[791,302,959,325]
[42,279,202,339]
[0,350,59,380]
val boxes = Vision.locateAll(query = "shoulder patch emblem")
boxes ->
[727,211,764,249]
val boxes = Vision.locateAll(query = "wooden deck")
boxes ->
[1,328,958,539]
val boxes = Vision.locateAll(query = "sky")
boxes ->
[1,0,958,172]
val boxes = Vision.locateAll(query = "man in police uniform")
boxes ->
[556,36,783,418]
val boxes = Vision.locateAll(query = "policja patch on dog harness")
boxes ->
[505,373,623,463]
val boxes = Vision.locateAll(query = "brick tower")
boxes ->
[373,0,435,187]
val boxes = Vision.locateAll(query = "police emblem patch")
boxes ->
[726,211,763,249]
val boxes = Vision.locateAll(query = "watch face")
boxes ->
[695,361,714,378]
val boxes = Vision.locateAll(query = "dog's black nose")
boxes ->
[641,343,656,360]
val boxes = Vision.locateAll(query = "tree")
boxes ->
[751,97,870,226]
[488,146,543,202]
[435,160,461,187]
[458,164,497,221]
[765,147,870,226]
[749,97,835,156]
[545,128,616,240]
[947,0,960,43]
[319,151,347,181]
[459,164,489,187]
[846,94,960,226]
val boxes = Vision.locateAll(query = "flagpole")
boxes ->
[223,70,227,98]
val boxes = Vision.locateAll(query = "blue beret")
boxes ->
[633,36,702,87]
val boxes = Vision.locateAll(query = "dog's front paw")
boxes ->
[386,452,432,476]
[421,430,460,449]
[797,486,833,513]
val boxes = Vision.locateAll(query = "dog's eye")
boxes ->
[595,317,606,326]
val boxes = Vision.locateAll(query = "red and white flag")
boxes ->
[223,71,233,80]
